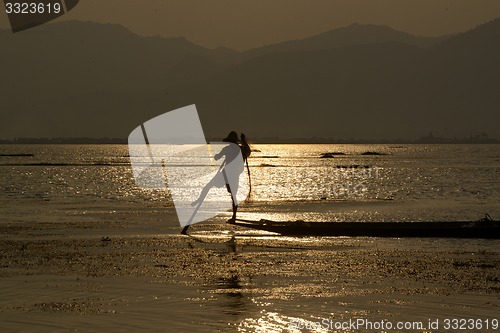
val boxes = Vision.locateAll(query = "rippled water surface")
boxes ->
[0,144,499,222]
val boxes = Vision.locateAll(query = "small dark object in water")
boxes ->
[320,152,345,158]
[361,151,386,156]
[478,213,496,226]
[251,149,261,152]
[101,237,111,242]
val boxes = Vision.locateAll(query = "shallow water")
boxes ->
[0,229,499,332]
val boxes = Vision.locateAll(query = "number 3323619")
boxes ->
[5,2,62,14]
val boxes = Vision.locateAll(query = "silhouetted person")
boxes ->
[181,131,247,235]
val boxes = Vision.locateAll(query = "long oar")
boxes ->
[244,157,253,202]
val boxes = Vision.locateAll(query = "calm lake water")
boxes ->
[0,144,499,224]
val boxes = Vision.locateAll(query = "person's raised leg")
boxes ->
[192,176,219,206]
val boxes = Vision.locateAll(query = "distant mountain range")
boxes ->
[0,19,499,141]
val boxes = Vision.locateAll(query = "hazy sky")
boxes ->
[2,0,500,50]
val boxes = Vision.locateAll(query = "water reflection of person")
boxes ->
[181,131,246,235]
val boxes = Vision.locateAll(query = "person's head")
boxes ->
[240,133,247,141]
[223,131,239,144]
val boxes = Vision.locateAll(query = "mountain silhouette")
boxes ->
[0,19,499,140]
[239,23,445,61]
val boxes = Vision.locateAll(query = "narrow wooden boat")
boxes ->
[233,217,500,239]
